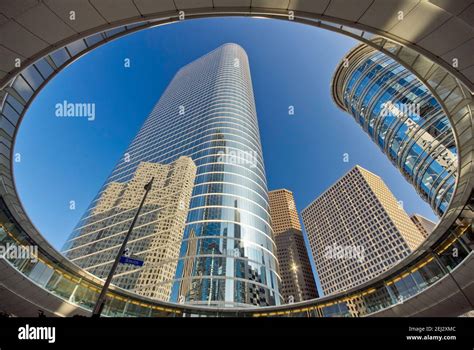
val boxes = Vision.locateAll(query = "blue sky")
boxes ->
[14,17,437,295]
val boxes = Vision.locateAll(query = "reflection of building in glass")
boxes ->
[410,214,437,238]
[63,157,196,301]
[268,189,318,302]
[64,43,281,307]
[332,44,457,216]
[177,228,197,302]
[302,166,425,296]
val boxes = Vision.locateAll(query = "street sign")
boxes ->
[119,255,144,267]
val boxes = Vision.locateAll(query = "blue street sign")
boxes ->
[119,256,144,267]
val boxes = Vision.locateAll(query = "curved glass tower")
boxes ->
[62,43,281,307]
[332,44,457,216]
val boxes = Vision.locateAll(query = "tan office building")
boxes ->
[63,156,196,301]
[301,166,425,296]
[410,214,437,238]
[268,189,318,303]
[269,189,302,234]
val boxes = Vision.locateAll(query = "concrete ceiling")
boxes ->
[0,0,473,91]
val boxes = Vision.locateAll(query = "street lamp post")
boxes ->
[91,177,154,317]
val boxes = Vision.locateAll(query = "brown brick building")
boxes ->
[269,189,318,303]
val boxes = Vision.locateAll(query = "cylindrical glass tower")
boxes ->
[63,43,281,307]
[332,44,457,216]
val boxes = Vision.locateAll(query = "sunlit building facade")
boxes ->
[302,166,425,295]
[268,189,303,235]
[332,44,457,216]
[268,189,318,303]
[410,214,437,238]
[63,43,281,307]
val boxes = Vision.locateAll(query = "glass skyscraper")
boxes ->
[62,43,281,307]
[332,44,457,216]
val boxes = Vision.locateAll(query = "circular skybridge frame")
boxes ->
[0,1,472,317]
